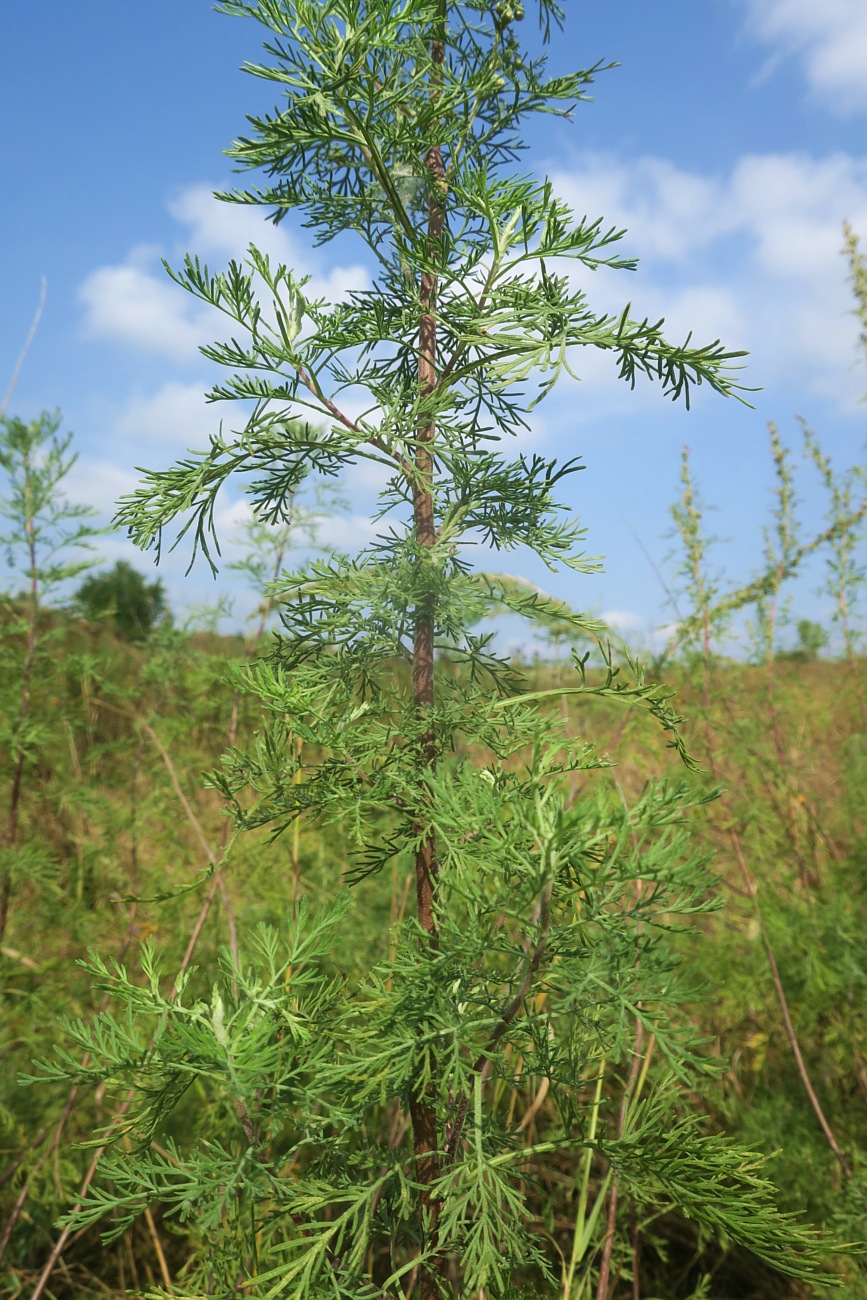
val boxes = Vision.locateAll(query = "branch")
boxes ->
[439,258,500,387]
[676,501,867,647]
[445,877,553,1163]
[293,359,415,480]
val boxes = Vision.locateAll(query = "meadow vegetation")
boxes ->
[1,395,865,1299]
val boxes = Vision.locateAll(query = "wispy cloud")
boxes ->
[738,0,867,115]
[64,458,142,523]
[114,381,223,450]
[167,184,370,303]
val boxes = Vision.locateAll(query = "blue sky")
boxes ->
[2,0,866,649]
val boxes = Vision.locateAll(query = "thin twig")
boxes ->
[0,898,139,1269]
[143,1207,174,1294]
[93,699,241,966]
[729,831,852,1179]
[596,1021,645,1300]
[0,945,39,969]
[25,847,235,1300]
[134,716,217,867]
[595,1176,620,1300]
[516,1075,549,1133]
[1,276,47,418]
[30,1138,121,1300]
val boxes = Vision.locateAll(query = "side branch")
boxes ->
[445,878,553,1163]
[292,360,415,480]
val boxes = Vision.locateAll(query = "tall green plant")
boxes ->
[844,222,867,367]
[0,410,98,942]
[42,4,837,1296]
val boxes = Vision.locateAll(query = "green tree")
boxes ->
[74,558,167,641]
[786,618,831,662]
[43,4,836,1296]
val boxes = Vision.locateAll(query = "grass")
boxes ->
[0,607,865,1297]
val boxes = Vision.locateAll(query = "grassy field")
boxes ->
[1,606,865,1298]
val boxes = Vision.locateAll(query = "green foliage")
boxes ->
[0,600,864,1297]
[844,223,867,367]
[661,360,867,1295]
[24,765,838,1298]
[803,419,867,661]
[74,559,168,641]
[667,442,866,668]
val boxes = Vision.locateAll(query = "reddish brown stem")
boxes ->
[595,1179,620,1300]
[409,12,448,1298]
[630,1199,640,1300]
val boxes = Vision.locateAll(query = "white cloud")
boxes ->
[646,286,746,354]
[79,185,369,362]
[650,621,681,654]
[549,150,867,409]
[567,158,729,264]
[208,495,380,571]
[601,608,645,636]
[79,246,212,360]
[739,0,867,115]
[314,512,382,551]
[115,382,222,451]
[168,184,370,304]
[728,153,867,277]
[219,496,258,532]
[64,458,142,521]
[167,186,295,262]
[598,610,679,655]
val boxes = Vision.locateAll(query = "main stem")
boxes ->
[409,8,447,1296]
